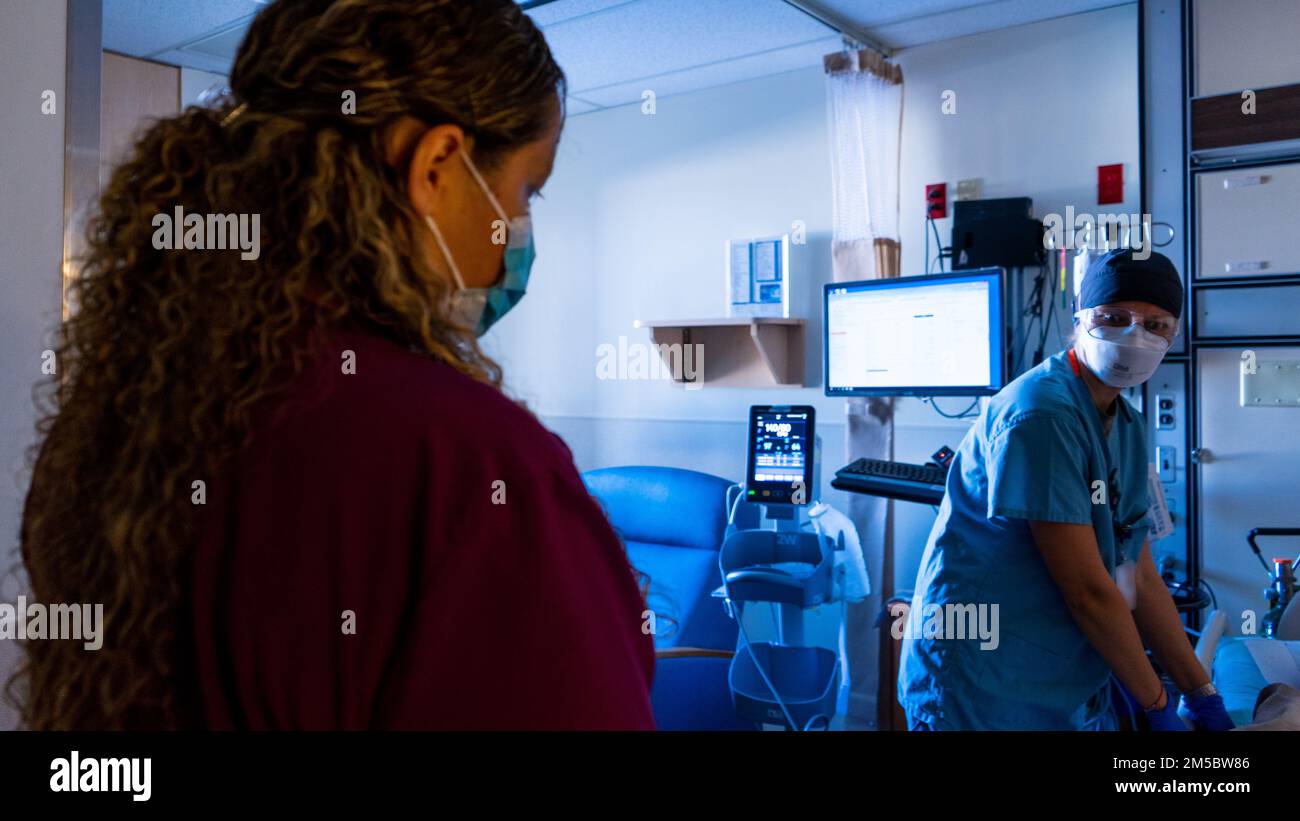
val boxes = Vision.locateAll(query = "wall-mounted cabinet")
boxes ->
[1195,162,1300,280]
[1187,0,1300,634]
[1196,283,1300,338]
[1190,84,1300,158]
[1196,346,1300,627]
[1194,0,1300,97]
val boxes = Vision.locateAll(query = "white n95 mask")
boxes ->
[1075,323,1168,388]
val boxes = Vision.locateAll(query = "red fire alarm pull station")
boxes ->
[926,183,947,219]
[1098,164,1123,205]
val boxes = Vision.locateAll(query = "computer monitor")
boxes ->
[824,268,1005,397]
[746,405,815,506]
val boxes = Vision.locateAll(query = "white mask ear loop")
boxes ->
[423,213,467,291]
[422,150,513,292]
[458,150,511,224]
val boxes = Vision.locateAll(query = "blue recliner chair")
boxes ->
[582,466,758,730]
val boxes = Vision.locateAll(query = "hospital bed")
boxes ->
[1197,609,1300,729]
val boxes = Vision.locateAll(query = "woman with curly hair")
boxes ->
[16,0,654,730]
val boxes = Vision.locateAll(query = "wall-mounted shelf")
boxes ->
[632,317,805,388]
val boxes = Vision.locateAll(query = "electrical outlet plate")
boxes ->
[925,182,947,219]
[1241,360,1300,407]
[1156,445,1176,482]
[1155,393,1174,429]
[955,178,981,201]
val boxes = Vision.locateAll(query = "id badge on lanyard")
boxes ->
[1069,349,1138,610]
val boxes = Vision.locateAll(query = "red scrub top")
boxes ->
[188,326,655,729]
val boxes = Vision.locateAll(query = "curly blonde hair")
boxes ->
[14,0,564,729]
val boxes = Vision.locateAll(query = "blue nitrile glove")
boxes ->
[1146,690,1189,731]
[1183,692,1234,731]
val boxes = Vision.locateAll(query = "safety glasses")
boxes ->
[1074,305,1179,344]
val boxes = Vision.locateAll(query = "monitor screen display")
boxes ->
[746,405,815,505]
[824,268,1005,396]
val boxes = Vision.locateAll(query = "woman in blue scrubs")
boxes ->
[899,250,1233,731]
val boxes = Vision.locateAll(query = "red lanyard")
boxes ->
[1072,347,1120,430]
[1070,347,1128,541]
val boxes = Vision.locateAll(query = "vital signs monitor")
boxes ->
[746,405,816,506]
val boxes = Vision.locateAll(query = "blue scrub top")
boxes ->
[898,350,1152,730]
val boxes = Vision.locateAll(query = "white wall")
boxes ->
[489,64,851,502]
[897,4,1141,280]
[0,0,68,730]
[180,66,227,108]
[493,3,1139,596]
[891,3,1140,585]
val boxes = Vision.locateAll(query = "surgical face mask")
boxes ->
[423,151,535,337]
[1073,315,1170,388]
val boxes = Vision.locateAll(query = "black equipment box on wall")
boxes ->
[951,197,1044,270]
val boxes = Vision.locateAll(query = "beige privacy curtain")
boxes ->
[823,48,902,729]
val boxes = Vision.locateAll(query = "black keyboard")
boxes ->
[831,458,949,505]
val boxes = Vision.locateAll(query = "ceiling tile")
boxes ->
[523,0,639,27]
[573,34,840,109]
[103,0,262,58]
[150,48,238,75]
[182,23,251,61]
[104,0,1131,119]
[801,0,999,29]
[809,0,1127,49]
[542,0,835,98]
[564,96,603,115]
